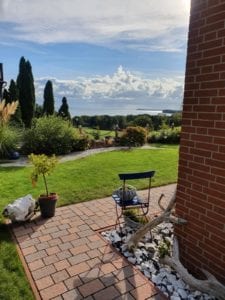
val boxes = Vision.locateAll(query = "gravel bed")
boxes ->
[101,222,215,300]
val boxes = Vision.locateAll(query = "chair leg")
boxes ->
[115,204,122,230]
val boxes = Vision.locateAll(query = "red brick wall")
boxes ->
[175,0,225,284]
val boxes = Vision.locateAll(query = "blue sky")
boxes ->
[0,0,190,116]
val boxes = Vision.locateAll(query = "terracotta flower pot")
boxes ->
[38,193,58,218]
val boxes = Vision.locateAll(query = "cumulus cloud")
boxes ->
[35,66,184,115]
[0,0,190,52]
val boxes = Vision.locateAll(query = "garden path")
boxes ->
[11,183,176,300]
[0,145,158,167]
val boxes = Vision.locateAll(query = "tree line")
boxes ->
[3,56,71,127]
[72,113,182,131]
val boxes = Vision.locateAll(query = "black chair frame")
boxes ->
[112,170,155,227]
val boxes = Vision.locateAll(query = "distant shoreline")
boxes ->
[136,108,181,114]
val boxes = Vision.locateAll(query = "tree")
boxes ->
[43,80,54,115]
[133,115,153,129]
[58,97,71,119]
[17,57,35,128]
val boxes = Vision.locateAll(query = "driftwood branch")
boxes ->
[160,238,225,300]
[127,192,187,250]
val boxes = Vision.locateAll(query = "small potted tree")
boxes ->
[29,153,58,218]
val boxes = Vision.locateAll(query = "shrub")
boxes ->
[72,136,90,151]
[119,126,146,147]
[22,116,77,155]
[0,126,20,158]
[148,127,181,144]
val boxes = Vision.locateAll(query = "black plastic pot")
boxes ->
[38,193,58,218]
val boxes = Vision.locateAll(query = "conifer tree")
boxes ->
[17,57,35,127]
[43,80,54,115]
[58,97,71,119]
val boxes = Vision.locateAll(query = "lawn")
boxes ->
[0,146,179,299]
[82,127,116,139]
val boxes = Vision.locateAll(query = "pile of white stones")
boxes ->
[101,222,215,300]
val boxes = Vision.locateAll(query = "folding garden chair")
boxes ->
[112,170,155,227]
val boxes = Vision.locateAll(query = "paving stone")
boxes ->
[68,253,89,265]
[77,229,93,238]
[69,244,89,256]
[21,245,37,256]
[71,237,89,247]
[87,249,101,259]
[88,239,106,250]
[32,264,56,280]
[14,227,33,237]
[43,254,59,266]
[62,289,82,300]
[100,262,117,275]
[49,238,62,247]
[46,246,61,256]
[28,259,45,271]
[86,257,101,268]
[25,249,47,263]
[67,261,90,276]
[40,282,67,300]
[78,224,90,231]
[20,237,39,249]
[64,275,83,290]
[51,229,69,239]
[39,234,52,242]
[113,266,136,281]
[36,276,54,290]
[58,223,70,230]
[36,242,50,251]
[58,242,72,251]
[115,293,135,300]
[61,233,79,243]
[93,285,120,300]
[130,283,158,300]
[57,250,72,260]
[100,272,118,287]
[79,267,104,283]
[52,270,70,283]
[115,279,134,294]
[78,279,104,298]
[102,252,121,264]
[147,294,167,300]
[54,259,71,271]
[128,273,148,288]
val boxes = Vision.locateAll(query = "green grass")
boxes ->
[0,146,178,299]
[82,127,116,138]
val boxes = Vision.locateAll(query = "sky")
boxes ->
[0,0,191,116]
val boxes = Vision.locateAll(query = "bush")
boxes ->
[0,126,20,159]
[148,127,181,144]
[72,136,90,151]
[22,116,77,155]
[119,126,146,147]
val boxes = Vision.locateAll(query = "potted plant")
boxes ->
[123,208,148,229]
[29,153,58,218]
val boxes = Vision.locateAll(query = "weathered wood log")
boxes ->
[127,192,187,250]
[160,238,225,300]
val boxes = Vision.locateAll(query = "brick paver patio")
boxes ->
[11,184,176,300]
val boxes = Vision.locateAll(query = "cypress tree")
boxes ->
[58,97,71,119]
[17,57,35,127]
[43,80,54,115]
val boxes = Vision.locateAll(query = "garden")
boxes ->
[0,100,180,299]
